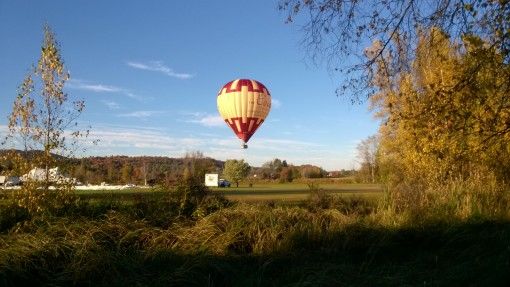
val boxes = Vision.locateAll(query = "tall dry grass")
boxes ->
[0,179,509,286]
[380,170,510,225]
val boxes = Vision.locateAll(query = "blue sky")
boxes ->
[0,1,378,170]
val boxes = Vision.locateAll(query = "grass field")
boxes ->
[2,181,509,286]
[211,183,382,202]
[71,182,383,202]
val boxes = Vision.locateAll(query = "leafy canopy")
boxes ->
[223,159,251,187]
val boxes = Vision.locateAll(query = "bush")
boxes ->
[173,171,210,218]
[10,181,79,217]
[130,194,181,227]
[330,196,375,216]
[193,194,232,219]
[306,182,332,210]
[0,202,30,233]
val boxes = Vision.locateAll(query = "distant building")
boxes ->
[21,167,75,184]
[22,167,58,182]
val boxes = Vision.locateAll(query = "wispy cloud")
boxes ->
[101,100,120,110]
[78,84,120,93]
[127,61,194,79]
[272,98,282,108]
[82,125,313,166]
[83,125,205,155]
[179,112,224,127]
[117,110,164,119]
[67,79,144,101]
[1,121,355,170]
[67,79,121,93]
[195,115,224,127]
[253,138,324,149]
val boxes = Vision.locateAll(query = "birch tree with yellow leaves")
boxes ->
[3,25,88,215]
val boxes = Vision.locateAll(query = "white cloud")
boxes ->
[192,115,224,127]
[125,92,142,100]
[77,84,120,92]
[67,79,144,101]
[180,112,225,127]
[1,122,356,170]
[117,111,164,119]
[67,79,121,93]
[272,98,282,108]
[127,61,194,79]
[101,100,120,110]
[196,115,224,127]
[83,125,205,156]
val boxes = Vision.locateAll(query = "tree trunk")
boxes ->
[371,164,375,183]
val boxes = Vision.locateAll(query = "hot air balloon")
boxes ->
[217,79,271,149]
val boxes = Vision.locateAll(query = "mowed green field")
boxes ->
[1,182,383,203]
[72,182,383,202]
[211,183,382,202]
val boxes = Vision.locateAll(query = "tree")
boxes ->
[279,0,510,101]
[183,151,217,181]
[300,165,326,178]
[106,159,117,183]
[120,162,133,184]
[356,135,379,183]
[72,159,87,184]
[372,28,510,187]
[223,159,251,187]
[261,158,285,179]
[279,166,294,183]
[6,74,35,152]
[2,25,87,214]
[281,1,510,212]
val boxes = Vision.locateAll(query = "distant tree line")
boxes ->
[1,151,358,186]
[250,158,353,183]
[68,154,223,186]
[0,150,223,186]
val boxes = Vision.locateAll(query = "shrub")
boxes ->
[380,169,510,223]
[193,194,232,219]
[0,202,30,233]
[330,196,375,216]
[306,182,332,210]
[130,194,181,227]
[174,170,210,218]
[10,181,79,217]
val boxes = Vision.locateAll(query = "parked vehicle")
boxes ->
[4,181,17,187]
[218,179,231,188]
[1,176,20,187]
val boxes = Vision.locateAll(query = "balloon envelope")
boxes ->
[217,79,271,144]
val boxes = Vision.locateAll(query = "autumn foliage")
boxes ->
[368,28,509,213]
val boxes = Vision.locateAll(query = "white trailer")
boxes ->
[204,173,219,187]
